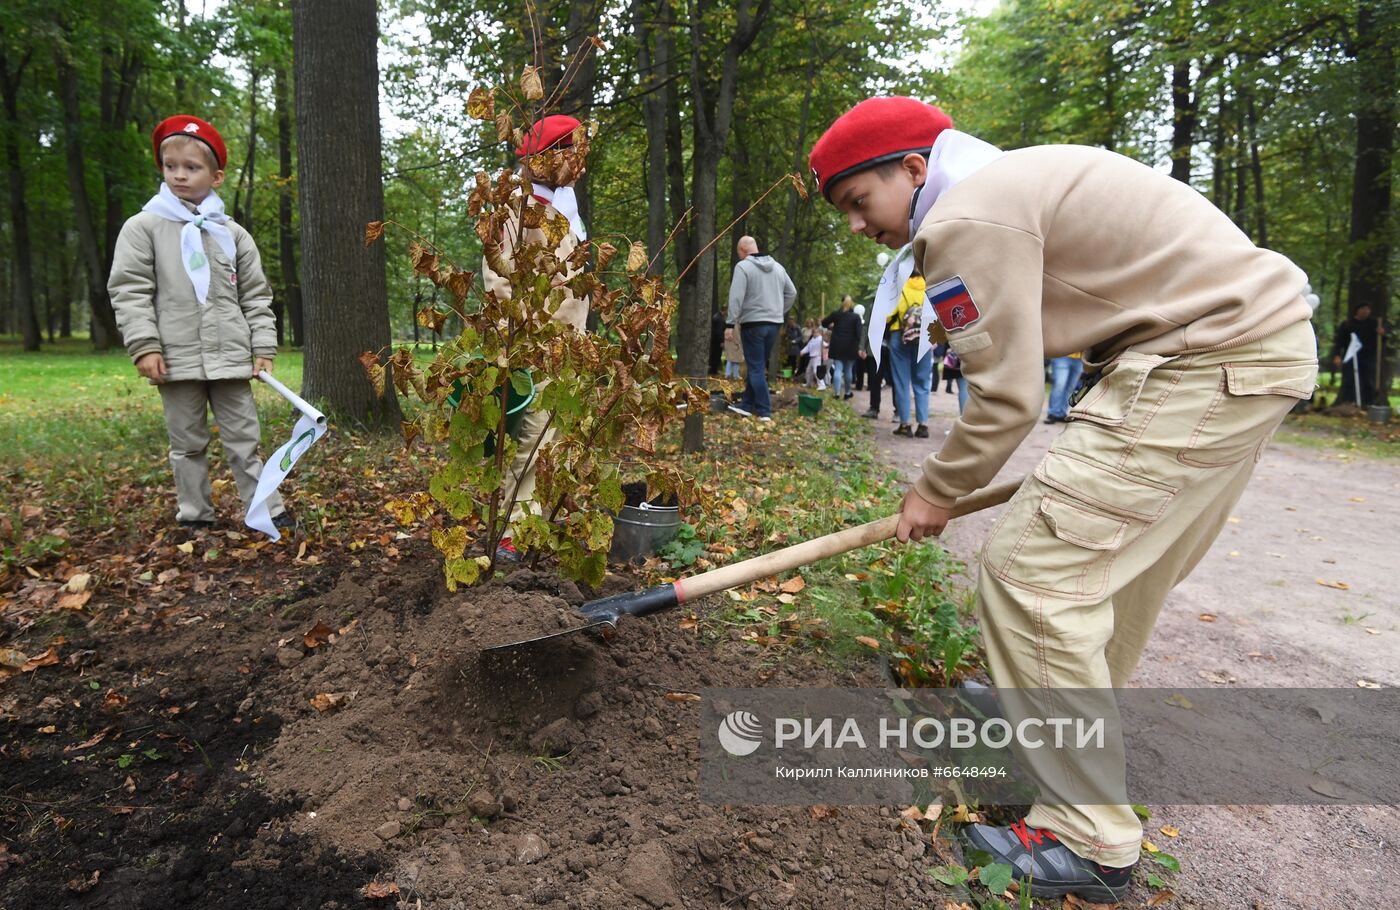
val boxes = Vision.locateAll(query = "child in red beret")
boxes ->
[108,115,292,535]
[810,97,1317,902]
[482,114,591,563]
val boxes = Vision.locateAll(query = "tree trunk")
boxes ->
[1245,91,1267,247]
[53,43,120,350]
[777,49,815,262]
[678,0,770,452]
[1168,59,1197,184]
[275,65,303,347]
[1346,0,1396,329]
[1210,80,1226,209]
[101,44,140,317]
[293,0,400,425]
[234,69,259,226]
[635,0,670,276]
[560,0,600,231]
[1,47,39,351]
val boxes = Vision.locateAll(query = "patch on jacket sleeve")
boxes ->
[926,275,980,331]
[950,331,992,355]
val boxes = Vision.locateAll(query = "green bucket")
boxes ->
[447,370,536,455]
[797,392,823,417]
[782,368,794,379]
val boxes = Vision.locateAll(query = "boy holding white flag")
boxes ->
[109,114,296,537]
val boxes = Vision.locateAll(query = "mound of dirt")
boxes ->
[2,544,967,909]
[247,549,960,909]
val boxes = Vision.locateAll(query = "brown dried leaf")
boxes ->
[364,221,385,246]
[303,622,334,649]
[309,692,348,713]
[494,109,514,143]
[855,636,881,650]
[664,692,701,703]
[595,241,618,271]
[57,591,91,611]
[466,86,494,121]
[779,575,806,594]
[626,240,648,273]
[359,352,386,398]
[362,880,400,899]
[520,65,544,101]
[791,172,809,201]
[446,269,472,303]
[1146,891,1177,907]
[21,646,59,672]
[416,306,449,334]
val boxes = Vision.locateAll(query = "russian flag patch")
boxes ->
[927,276,980,331]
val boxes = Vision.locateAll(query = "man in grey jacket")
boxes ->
[725,236,797,419]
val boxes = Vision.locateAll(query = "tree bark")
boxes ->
[1346,0,1396,330]
[635,0,670,276]
[234,69,259,226]
[678,0,770,452]
[0,46,39,351]
[293,0,400,425]
[777,49,815,262]
[275,65,303,347]
[53,41,120,350]
[1245,90,1267,247]
[1168,59,1197,184]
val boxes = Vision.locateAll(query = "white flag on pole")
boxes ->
[246,371,328,541]
[1342,332,1362,364]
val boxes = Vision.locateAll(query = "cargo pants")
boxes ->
[157,379,284,524]
[976,319,1318,866]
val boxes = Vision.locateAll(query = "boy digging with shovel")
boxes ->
[809,97,1317,902]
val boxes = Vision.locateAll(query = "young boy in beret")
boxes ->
[109,115,292,535]
[481,114,591,563]
[809,97,1317,901]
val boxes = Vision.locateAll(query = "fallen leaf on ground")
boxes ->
[1356,679,1382,689]
[176,541,195,555]
[1147,891,1177,906]
[64,573,92,593]
[1164,693,1193,710]
[779,575,806,594]
[309,692,355,713]
[1159,824,1180,837]
[664,692,701,702]
[21,646,59,672]
[1316,579,1350,590]
[362,880,400,899]
[1198,613,1216,622]
[1309,777,1344,799]
[303,622,334,649]
[855,636,881,650]
[58,591,91,611]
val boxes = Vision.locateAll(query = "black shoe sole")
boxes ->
[958,829,1130,903]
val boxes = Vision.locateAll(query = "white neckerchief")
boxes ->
[531,182,587,241]
[142,184,236,306]
[866,129,1004,367]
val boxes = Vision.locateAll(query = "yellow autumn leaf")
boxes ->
[520,65,544,101]
[855,636,881,650]
[626,240,648,273]
[1159,824,1180,837]
[466,86,494,121]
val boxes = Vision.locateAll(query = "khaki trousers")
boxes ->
[157,380,283,524]
[976,319,1317,866]
[506,406,555,528]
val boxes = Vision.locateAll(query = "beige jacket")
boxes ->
[911,144,1313,509]
[480,194,589,332]
[109,206,277,382]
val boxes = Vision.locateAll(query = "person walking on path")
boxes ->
[726,236,796,419]
[823,295,864,400]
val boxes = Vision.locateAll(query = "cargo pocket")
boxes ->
[1177,360,1316,468]
[981,451,1177,601]
[1068,353,1175,430]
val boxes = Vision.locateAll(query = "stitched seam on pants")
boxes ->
[1002,499,1043,579]
[983,562,1111,603]
[1118,364,1185,470]
[1177,369,1230,467]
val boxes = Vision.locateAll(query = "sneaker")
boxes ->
[861,409,878,419]
[272,512,298,533]
[177,519,215,532]
[914,424,929,438]
[758,416,773,422]
[954,679,1003,720]
[728,404,753,417]
[893,424,913,437]
[961,819,1134,903]
[496,537,522,564]
[816,381,827,391]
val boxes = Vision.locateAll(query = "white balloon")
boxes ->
[876,251,890,267]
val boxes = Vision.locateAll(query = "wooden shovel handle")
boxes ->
[675,477,1024,604]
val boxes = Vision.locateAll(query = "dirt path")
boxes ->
[853,378,1400,910]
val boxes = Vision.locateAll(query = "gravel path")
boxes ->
[847,376,1400,910]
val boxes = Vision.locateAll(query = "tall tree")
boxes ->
[676,0,771,452]
[1345,0,1396,331]
[293,0,399,424]
[0,29,38,350]
[275,63,302,346]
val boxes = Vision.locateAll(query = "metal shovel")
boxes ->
[482,477,1023,654]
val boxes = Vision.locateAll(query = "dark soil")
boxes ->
[2,543,968,909]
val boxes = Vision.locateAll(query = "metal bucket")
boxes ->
[608,502,681,562]
[1367,405,1392,424]
[710,391,731,413]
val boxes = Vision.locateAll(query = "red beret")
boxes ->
[152,115,227,170]
[809,98,953,201]
[515,114,582,157]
